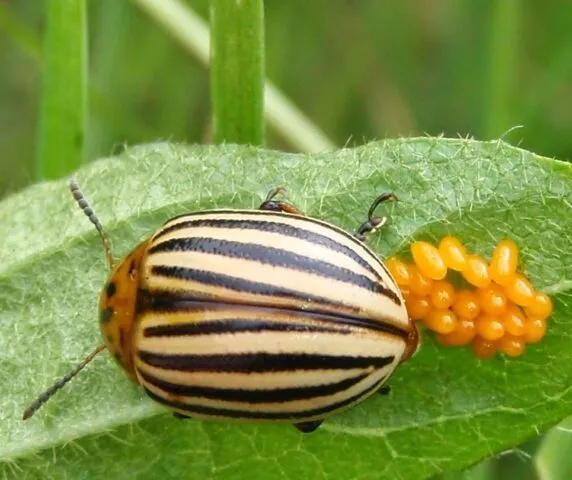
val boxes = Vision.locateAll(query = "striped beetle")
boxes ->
[23,182,419,433]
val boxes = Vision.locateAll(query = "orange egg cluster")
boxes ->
[386,237,553,358]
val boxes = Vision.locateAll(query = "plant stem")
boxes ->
[36,0,87,180]
[131,0,335,152]
[482,1,520,139]
[210,0,265,145]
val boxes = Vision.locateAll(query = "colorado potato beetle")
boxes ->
[23,182,419,433]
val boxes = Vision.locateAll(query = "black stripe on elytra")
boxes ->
[141,296,410,340]
[138,369,371,403]
[149,236,393,298]
[153,215,383,280]
[143,373,386,420]
[151,265,363,313]
[137,351,395,373]
[144,318,347,337]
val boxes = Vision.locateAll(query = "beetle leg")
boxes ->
[259,187,302,214]
[355,192,398,241]
[293,420,323,433]
[173,412,192,420]
[377,385,391,396]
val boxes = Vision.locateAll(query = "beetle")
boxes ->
[23,180,419,433]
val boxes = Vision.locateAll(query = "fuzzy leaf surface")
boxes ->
[1,139,571,480]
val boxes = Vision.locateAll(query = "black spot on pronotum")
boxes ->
[106,281,117,298]
[99,307,113,324]
[106,334,114,344]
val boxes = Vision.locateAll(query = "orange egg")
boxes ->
[452,290,481,320]
[475,314,505,341]
[411,241,448,280]
[526,292,553,320]
[409,265,433,297]
[505,273,535,307]
[400,287,411,298]
[389,237,549,359]
[524,317,547,344]
[386,257,412,287]
[471,336,497,359]
[406,295,431,321]
[430,280,456,309]
[424,309,458,334]
[438,236,468,271]
[498,335,526,357]
[437,319,476,346]
[462,255,491,288]
[501,304,526,336]
[489,239,518,286]
[478,284,508,316]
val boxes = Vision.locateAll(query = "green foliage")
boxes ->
[482,1,520,138]
[535,416,572,479]
[3,1,571,196]
[0,3,41,61]
[210,0,265,145]
[1,1,572,478]
[1,139,571,479]
[35,0,87,180]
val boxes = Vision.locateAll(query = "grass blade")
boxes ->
[130,0,335,152]
[36,0,87,180]
[482,1,521,139]
[210,0,265,145]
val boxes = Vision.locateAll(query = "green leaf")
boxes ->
[534,415,572,479]
[36,0,87,180]
[210,0,265,145]
[1,138,571,479]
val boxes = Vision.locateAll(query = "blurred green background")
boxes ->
[1,0,571,199]
[1,1,572,478]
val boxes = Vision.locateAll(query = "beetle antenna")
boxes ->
[69,178,115,270]
[22,344,106,420]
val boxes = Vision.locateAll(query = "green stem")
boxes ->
[131,0,335,152]
[36,0,87,180]
[210,0,265,145]
[482,1,520,139]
